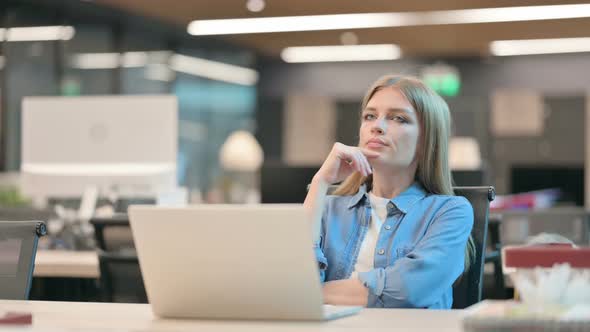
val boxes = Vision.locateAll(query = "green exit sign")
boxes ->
[422,65,461,97]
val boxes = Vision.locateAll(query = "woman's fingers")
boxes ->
[358,151,372,176]
[357,151,372,176]
[353,151,367,176]
[353,150,373,177]
[344,147,373,177]
[351,153,366,176]
[333,144,377,177]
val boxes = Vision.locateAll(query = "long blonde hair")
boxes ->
[333,74,453,196]
[332,74,475,271]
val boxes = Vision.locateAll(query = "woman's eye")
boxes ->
[391,115,407,123]
[363,113,376,120]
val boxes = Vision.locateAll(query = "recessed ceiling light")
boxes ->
[68,51,258,85]
[340,32,359,45]
[188,4,590,35]
[170,54,259,85]
[0,26,75,42]
[490,37,590,56]
[281,44,401,63]
[246,0,265,13]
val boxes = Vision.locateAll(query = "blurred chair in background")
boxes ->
[97,251,147,303]
[484,215,506,299]
[90,215,147,303]
[0,221,46,299]
[91,214,135,253]
[452,186,495,309]
[450,137,506,300]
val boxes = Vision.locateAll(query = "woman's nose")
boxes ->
[371,118,386,134]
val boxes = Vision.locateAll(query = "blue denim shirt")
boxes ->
[314,182,473,309]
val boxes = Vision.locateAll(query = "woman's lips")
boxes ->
[366,139,388,149]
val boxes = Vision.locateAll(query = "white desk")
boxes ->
[0,300,466,331]
[33,250,99,278]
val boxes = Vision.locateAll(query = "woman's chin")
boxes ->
[370,157,408,170]
[368,156,385,168]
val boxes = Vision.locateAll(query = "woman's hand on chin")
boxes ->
[315,143,379,184]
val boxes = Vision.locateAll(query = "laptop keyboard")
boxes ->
[322,304,362,320]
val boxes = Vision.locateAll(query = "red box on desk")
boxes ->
[504,244,590,269]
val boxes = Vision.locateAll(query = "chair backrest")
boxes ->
[452,186,495,309]
[91,215,146,303]
[0,221,46,299]
[98,251,147,303]
[90,214,135,252]
[114,198,155,214]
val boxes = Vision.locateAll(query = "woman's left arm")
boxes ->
[323,278,369,306]
[357,197,474,308]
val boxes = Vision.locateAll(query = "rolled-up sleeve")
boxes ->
[358,197,474,308]
[314,240,328,282]
[314,199,330,283]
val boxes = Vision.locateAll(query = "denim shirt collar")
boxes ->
[347,181,427,214]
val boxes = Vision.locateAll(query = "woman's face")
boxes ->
[359,87,421,171]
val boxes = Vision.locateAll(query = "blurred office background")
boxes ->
[0,0,589,302]
[0,0,587,204]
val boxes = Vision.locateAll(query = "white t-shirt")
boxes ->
[350,192,390,279]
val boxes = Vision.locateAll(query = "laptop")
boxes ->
[128,204,362,321]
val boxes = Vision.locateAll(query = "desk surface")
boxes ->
[0,300,466,331]
[34,250,99,278]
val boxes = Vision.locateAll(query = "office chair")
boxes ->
[452,186,495,309]
[114,198,155,214]
[90,214,135,252]
[98,251,147,303]
[0,221,47,299]
[91,215,146,303]
[483,215,506,300]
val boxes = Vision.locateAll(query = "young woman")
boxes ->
[304,74,474,309]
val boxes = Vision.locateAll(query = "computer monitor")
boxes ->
[260,163,320,203]
[21,95,178,200]
[511,165,584,206]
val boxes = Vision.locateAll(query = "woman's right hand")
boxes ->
[314,143,380,184]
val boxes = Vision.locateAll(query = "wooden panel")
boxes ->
[93,0,590,57]
[95,0,590,21]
